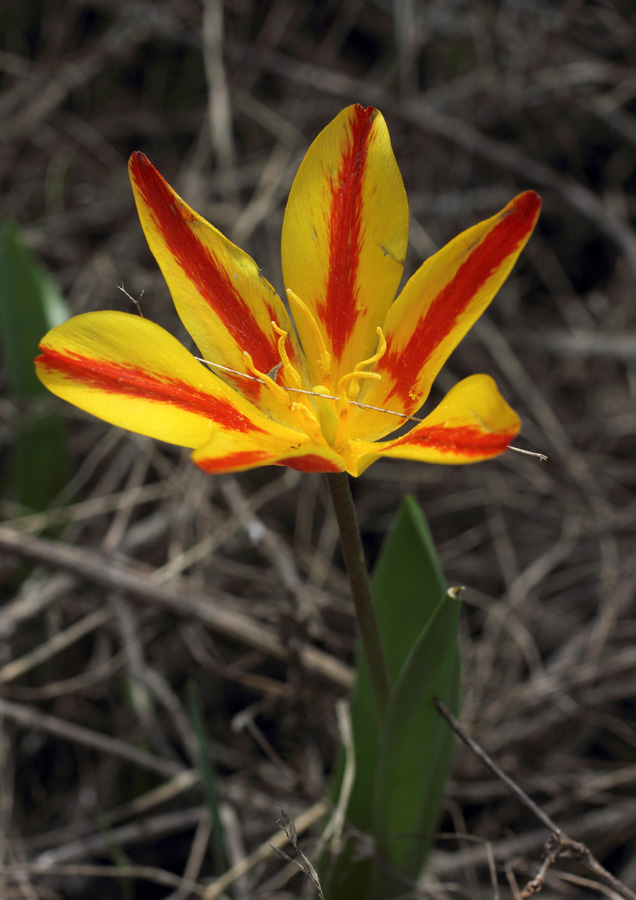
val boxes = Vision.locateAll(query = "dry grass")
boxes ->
[1,1,636,897]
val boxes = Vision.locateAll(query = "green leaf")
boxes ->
[0,220,68,398]
[373,496,447,679]
[374,588,460,885]
[371,499,460,888]
[0,220,71,510]
[7,413,69,512]
[324,497,457,900]
[347,496,447,824]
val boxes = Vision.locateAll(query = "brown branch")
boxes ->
[435,699,636,900]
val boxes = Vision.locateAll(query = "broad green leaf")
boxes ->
[324,496,452,900]
[348,496,446,823]
[373,588,460,887]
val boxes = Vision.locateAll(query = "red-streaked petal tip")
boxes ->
[507,189,541,224]
[129,150,150,171]
[129,152,170,197]
[354,103,377,116]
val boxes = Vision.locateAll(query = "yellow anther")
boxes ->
[287,289,333,390]
[271,321,303,389]
[242,350,291,407]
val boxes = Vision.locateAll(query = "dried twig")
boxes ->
[434,699,636,900]
[271,808,325,899]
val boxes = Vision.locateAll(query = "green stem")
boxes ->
[325,472,390,721]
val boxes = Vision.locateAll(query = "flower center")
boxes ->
[330,327,386,448]
[243,293,387,449]
[310,384,339,445]
[286,290,387,448]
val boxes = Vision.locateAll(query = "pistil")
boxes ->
[311,384,339,445]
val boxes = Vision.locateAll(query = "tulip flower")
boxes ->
[36,105,540,477]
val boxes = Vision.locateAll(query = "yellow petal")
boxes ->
[355,192,540,440]
[35,311,303,449]
[129,152,307,415]
[281,105,408,386]
[192,431,346,474]
[346,375,520,475]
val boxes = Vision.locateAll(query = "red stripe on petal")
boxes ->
[386,424,518,459]
[37,347,264,434]
[130,153,280,374]
[316,106,376,359]
[276,454,343,473]
[382,191,540,406]
[196,450,272,473]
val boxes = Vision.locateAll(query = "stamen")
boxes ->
[287,289,332,389]
[196,354,550,464]
[242,350,292,407]
[195,355,428,425]
[337,369,381,402]
[337,328,387,402]
[271,322,303,389]
[355,328,387,371]
[195,356,427,423]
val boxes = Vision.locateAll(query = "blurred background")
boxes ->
[1,1,635,897]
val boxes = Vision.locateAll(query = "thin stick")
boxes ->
[325,473,390,720]
[435,699,559,833]
[194,357,426,424]
[507,446,548,462]
[195,357,547,463]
